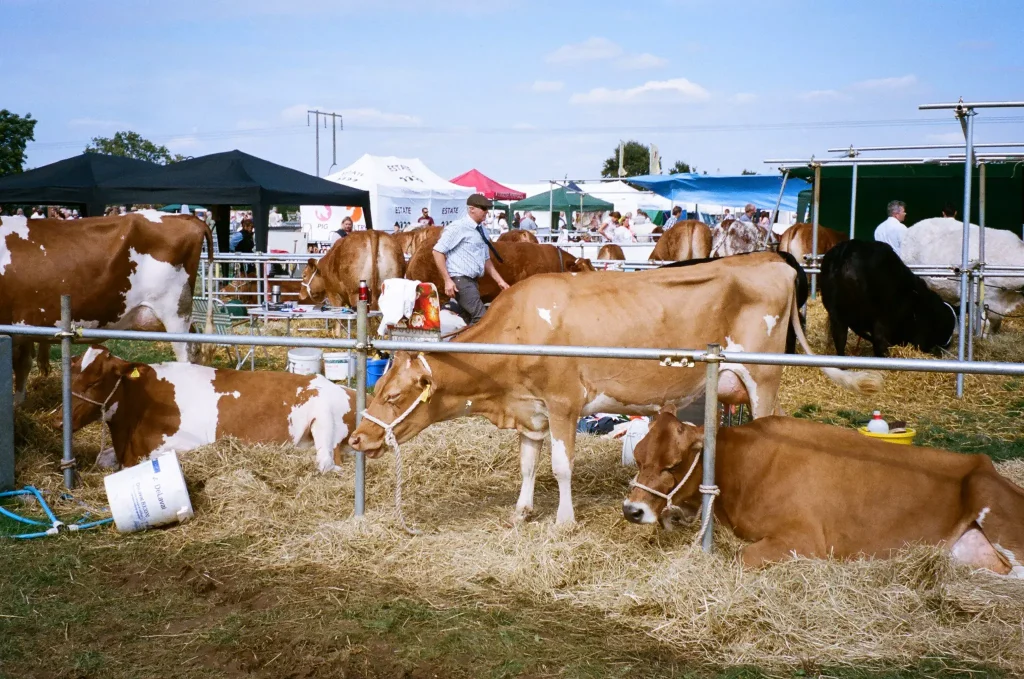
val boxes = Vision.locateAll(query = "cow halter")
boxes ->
[629,448,721,545]
[301,269,318,299]
[358,353,432,536]
[72,376,123,459]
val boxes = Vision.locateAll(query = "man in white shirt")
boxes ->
[874,200,908,256]
[30,207,45,219]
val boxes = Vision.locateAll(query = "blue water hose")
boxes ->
[0,486,113,539]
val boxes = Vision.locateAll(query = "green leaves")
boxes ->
[84,130,185,165]
[0,109,37,177]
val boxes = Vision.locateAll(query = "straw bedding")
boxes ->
[9,303,1024,672]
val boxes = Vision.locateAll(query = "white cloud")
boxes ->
[68,118,130,128]
[531,80,564,93]
[570,78,710,105]
[617,53,668,70]
[546,37,623,63]
[798,89,848,101]
[731,92,757,104]
[851,74,917,90]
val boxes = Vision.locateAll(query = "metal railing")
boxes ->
[5,288,1024,552]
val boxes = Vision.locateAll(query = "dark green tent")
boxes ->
[788,163,1024,241]
[510,187,613,224]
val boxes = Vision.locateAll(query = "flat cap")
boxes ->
[466,193,493,209]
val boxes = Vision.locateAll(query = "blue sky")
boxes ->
[4,0,1024,182]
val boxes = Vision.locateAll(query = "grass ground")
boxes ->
[2,304,1023,678]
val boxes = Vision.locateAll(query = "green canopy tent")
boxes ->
[509,186,613,229]
[787,163,1024,241]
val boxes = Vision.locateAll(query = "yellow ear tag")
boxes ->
[129,368,141,380]
[418,386,431,402]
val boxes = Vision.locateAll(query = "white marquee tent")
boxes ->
[301,154,473,240]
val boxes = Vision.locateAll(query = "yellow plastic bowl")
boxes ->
[857,427,917,445]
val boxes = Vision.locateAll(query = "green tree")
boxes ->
[85,130,185,164]
[740,169,757,175]
[669,160,692,174]
[0,110,38,177]
[601,140,651,178]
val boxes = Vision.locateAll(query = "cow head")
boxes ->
[299,258,326,303]
[569,257,595,272]
[912,283,958,352]
[58,346,133,431]
[348,352,436,458]
[623,409,704,530]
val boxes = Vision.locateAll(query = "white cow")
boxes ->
[901,217,1024,333]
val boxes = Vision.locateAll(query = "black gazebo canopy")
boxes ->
[98,150,372,251]
[0,153,158,217]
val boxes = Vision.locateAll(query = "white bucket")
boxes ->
[287,348,323,375]
[323,352,351,380]
[103,451,194,533]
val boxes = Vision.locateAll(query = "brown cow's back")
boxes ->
[497,230,539,244]
[393,226,443,258]
[649,220,712,261]
[778,222,849,265]
[307,231,404,308]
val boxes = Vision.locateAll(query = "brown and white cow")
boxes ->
[710,219,770,258]
[497,229,539,244]
[0,211,213,404]
[64,346,356,472]
[349,252,881,524]
[299,230,405,310]
[393,226,443,258]
[623,412,1024,576]
[778,222,848,266]
[404,241,595,304]
[597,244,626,261]
[649,220,712,262]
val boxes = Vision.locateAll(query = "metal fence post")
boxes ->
[810,164,822,299]
[354,279,369,516]
[0,336,13,491]
[956,109,976,398]
[848,163,858,240]
[60,295,75,489]
[700,343,721,554]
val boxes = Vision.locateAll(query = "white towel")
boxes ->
[377,278,424,336]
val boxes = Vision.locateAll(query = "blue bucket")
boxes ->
[366,358,389,388]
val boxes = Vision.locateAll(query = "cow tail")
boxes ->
[788,285,883,395]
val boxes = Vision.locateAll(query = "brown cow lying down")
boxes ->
[778,222,848,265]
[497,229,539,244]
[624,412,1024,575]
[649,220,712,261]
[64,347,357,473]
[350,252,880,525]
[299,230,405,309]
[404,241,595,304]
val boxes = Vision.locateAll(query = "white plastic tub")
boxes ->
[287,348,323,375]
[103,451,194,533]
[323,352,351,380]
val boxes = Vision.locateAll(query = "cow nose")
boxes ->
[348,433,362,449]
[622,502,645,524]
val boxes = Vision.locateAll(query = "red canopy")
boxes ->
[449,169,526,201]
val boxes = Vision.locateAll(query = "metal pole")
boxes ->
[849,163,858,240]
[967,269,975,361]
[315,113,320,177]
[764,170,789,248]
[700,343,721,554]
[354,279,369,516]
[956,109,976,398]
[0,336,13,491]
[810,164,821,298]
[978,162,987,337]
[60,295,74,489]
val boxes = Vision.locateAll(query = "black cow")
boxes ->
[661,250,809,354]
[820,240,956,357]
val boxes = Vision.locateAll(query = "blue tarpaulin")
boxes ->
[628,173,809,212]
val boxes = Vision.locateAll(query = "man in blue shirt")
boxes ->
[432,193,510,324]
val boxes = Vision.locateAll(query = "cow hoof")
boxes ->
[13,391,26,407]
[95,448,119,470]
[319,463,343,474]
[512,505,533,523]
[554,507,576,525]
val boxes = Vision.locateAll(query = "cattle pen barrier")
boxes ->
[5,290,1024,553]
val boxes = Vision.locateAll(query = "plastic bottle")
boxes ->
[866,411,890,434]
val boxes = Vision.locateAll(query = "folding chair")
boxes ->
[191,297,253,369]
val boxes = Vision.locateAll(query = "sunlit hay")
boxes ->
[782,301,1024,442]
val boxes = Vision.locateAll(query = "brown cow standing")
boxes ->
[624,412,1024,576]
[1,211,213,404]
[778,222,849,265]
[393,226,443,258]
[497,230,539,244]
[299,230,405,309]
[649,220,712,261]
[404,241,595,304]
[597,244,625,260]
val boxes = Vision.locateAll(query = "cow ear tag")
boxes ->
[418,386,431,402]
[129,368,141,380]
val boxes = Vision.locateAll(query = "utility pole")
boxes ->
[307,110,344,177]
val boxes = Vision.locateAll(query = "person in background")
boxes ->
[432,193,510,325]
[519,211,538,230]
[758,211,771,229]
[418,207,434,228]
[330,216,354,244]
[874,199,908,256]
[722,208,732,222]
[663,206,682,230]
[633,209,650,225]
[941,203,959,219]
[15,208,24,217]
[600,211,621,241]
[739,203,756,223]
[496,212,509,233]
[512,212,521,229]
[234,219,255,253]
[612,216,636,244]
[30,207,45,219]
